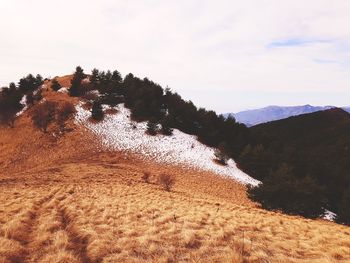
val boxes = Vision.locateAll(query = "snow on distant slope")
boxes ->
[75,103,260,186]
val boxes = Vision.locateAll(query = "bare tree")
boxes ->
[142,172,151,183]
[158,174,175,192]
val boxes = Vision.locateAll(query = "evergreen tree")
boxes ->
[146,118,158,135]
[89,68,100,87]
[97,71,107,94]
[0,84,23,127]
[111,70,122,84]
[91,100,104,121]
[160,116,173,136]
[18,74,43,94]
[110,70,122,94]
[69,66,86,97]
[9,82,16,91]
[0,98,18,128]
[35,74,43,87]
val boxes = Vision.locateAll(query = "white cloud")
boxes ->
[1,0,350,112]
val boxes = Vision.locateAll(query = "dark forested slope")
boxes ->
[238,109,350,222]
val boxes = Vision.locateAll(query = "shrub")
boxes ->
[158,174,175,192]
[214,142,229,165]
[56,102,76,131]
[99,94,125,107]
[142,172,150,183]
[31,101,57,132]
[82,92,98,102]
[51,78,62,91]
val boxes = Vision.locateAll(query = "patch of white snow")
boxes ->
[16,95,28,117]
[75,103,261,186]
[58,87,68,93]
[323,209,337,221]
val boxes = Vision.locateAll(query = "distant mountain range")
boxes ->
[224,105,350,126]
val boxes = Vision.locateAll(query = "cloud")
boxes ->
[1,0,350,112]
[267,38,332,48]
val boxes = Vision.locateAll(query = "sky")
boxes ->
[1,0,350,113]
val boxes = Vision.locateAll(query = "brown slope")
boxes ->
[0,85,349,262]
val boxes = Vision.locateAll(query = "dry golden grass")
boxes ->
[1,86,350,262]
[1,153,350,263]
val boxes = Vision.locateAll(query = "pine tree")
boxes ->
[0,84,23,127]
[18,74,42,93]
[160,116,173,136]
[35,74,43,88]
[146,118,158,135]
[111,70,122,84]
[69,66,86,97]
[110,70,122,95]
[0,99,18,128]
[91,101,104,121]
[89,68,100,87]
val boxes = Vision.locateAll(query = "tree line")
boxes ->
[0,74,43,127]
[67,66,250,160]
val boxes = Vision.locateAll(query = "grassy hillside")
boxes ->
[239,109,350,220]
[1,115,350,262]
[0,73,350,262]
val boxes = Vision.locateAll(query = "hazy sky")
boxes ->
[1,0,350,112]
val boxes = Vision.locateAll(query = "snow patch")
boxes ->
[58,87,68,93]
[323,210,337,221]
[75,103,260,186]
[16,95,28,117]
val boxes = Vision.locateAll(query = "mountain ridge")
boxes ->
[224,105,350,126]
